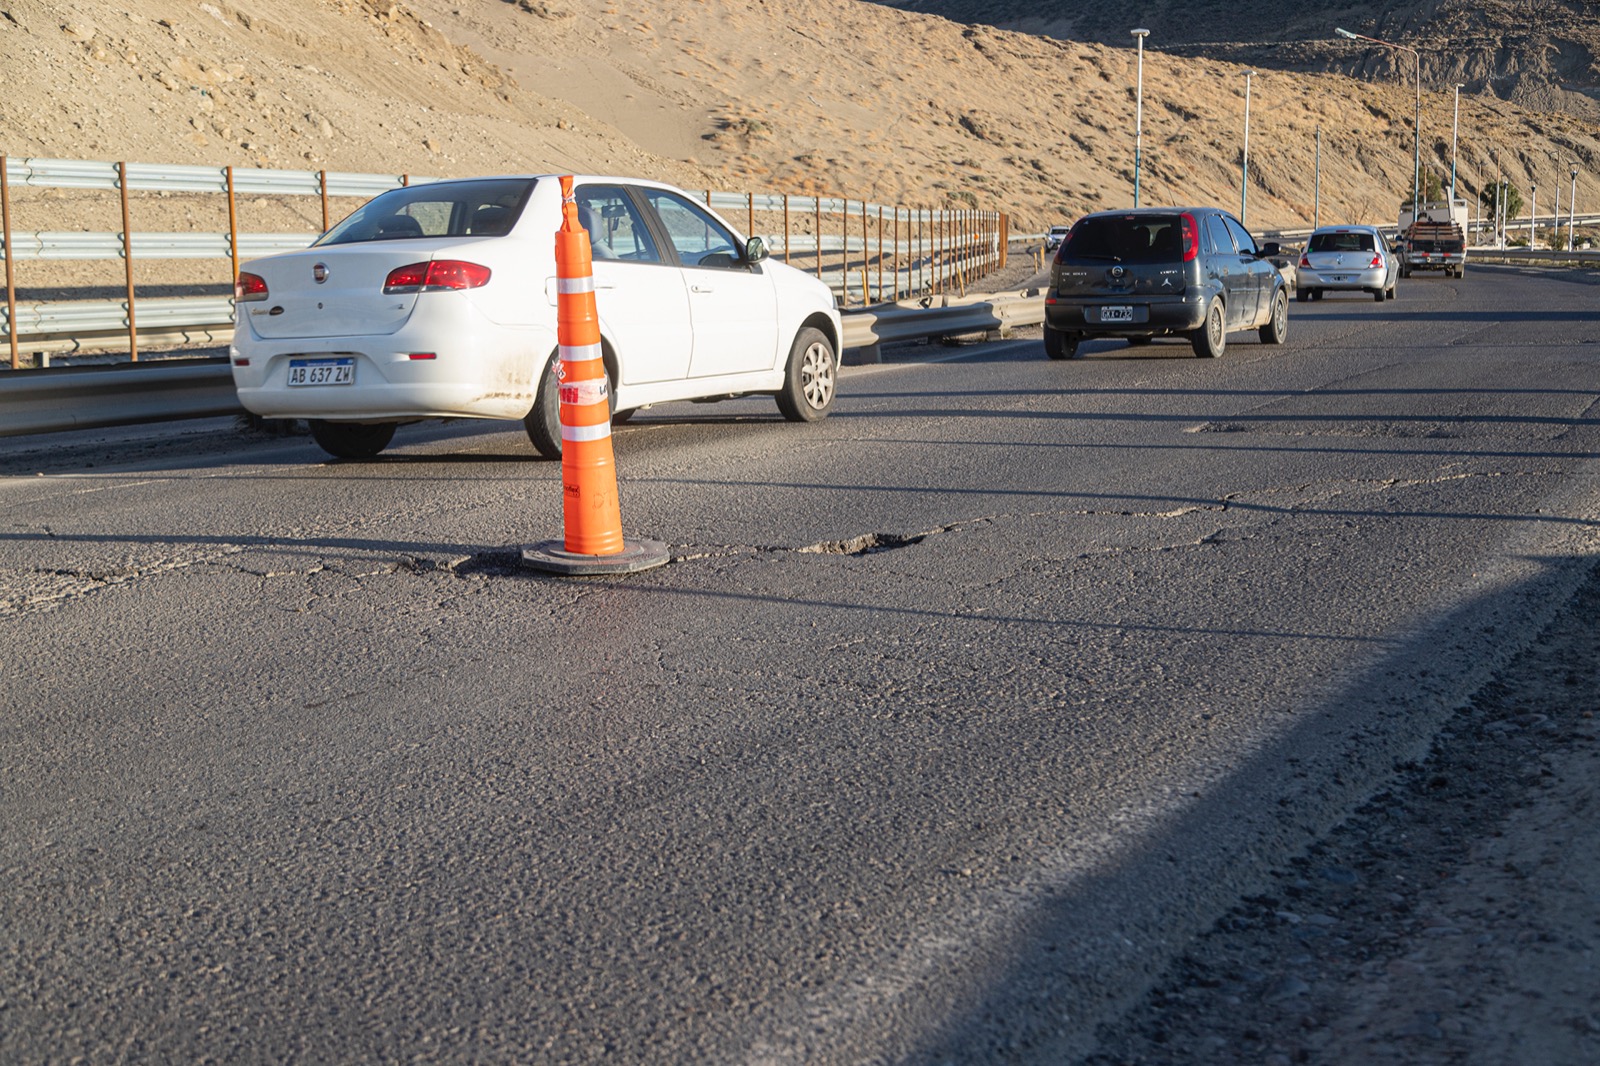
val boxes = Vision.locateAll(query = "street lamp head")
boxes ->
[1131,27,1149,38]
[1573,165,1581,178]
[1335,27,1359,40]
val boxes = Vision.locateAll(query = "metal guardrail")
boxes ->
[0,294,1043,438]
[3,156,1009,367]
[0,358,246,436]
[1459,247,1600,267]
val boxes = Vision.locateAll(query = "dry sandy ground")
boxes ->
[6,0,1600,240]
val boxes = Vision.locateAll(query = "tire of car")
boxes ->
[1296,288,1310,303]
[1126,335,1153,347]
[1386,279,1398,300]
[1191,299,1226,358]
[1044,325,1081,360]
[523,351,623,458]
[309,419,398,459]
[1258,289,1288,345]
[1372,287,1385,302]
[775,326,838,422]
[1310,289,1324,301]
[523,351,564,459]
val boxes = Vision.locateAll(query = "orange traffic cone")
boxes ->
[522,176,668,576]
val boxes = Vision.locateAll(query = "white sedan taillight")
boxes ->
[382,260,493,294]
[235,271,269,302]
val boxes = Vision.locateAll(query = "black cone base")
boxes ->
[521,538,670,576]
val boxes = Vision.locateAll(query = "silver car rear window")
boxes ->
[1309,231,1375,253]
[317,178,536,245]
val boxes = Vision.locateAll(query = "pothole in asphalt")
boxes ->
[1188,421,1254,434]
[795,532,929,556]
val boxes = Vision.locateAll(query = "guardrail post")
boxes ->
[2,154,19,369]
[226,165,240,287]
[841,198,851,306]
[319,169,330,233]
[875,204,883,304]
[859,200,868,305]
[117,161,139,362]
[814,196,822,282]
[746,191,753,242]
[782,194,790,264]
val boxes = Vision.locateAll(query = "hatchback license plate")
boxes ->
[287,357,355,386]
[1101,305,1134,323]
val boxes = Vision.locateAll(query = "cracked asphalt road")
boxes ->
[2,266,1598,1063]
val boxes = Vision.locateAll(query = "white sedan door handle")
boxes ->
[690,284,715,294]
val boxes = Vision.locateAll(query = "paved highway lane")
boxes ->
[3,267,1599,1063]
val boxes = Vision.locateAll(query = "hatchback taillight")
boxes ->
[235,271,268,302]
[1180,213,1199,263]
[1369,253,1384,268]
[382,260,492,294]
[1299,254,1312,269]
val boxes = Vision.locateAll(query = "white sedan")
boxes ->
[229,174,844,458]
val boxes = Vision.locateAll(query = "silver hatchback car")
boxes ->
[1296,225,1399,303]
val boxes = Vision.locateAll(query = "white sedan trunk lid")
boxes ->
[243,245,426,340]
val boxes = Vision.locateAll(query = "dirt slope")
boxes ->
[3,0,1598,236]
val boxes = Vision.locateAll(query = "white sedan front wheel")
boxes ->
[776,327,837,422]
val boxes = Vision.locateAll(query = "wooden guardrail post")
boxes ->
[810,197,817,281]
[2,155,19,369]
[226,166,240,287]
[117,161,139,362]
[859,200,869,305]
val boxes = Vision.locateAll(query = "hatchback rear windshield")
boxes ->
[317,178,536,245]
[1061,215,1184,264]
[1308,231,1376,253]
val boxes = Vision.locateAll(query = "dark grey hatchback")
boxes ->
[1043,207,1289,359]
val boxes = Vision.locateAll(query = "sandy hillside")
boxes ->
[3,0,1599,240]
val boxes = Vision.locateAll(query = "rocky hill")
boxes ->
[872,0,1600,121]
[2,0,1597,246]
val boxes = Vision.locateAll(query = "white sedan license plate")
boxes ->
[1101,305,1134,323]
[287,357,355,386]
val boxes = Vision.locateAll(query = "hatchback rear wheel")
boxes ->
[1258,289,1288,345]
[1191,300,1226,358]
[309,419,397,459]
[1044,325,1081,360]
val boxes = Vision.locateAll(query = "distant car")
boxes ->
[230,174,844,459]
[1043,206,1289,359]
[1296,225,1399,302]
[1044,225,1071,251]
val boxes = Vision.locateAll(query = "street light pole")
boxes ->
[1571,164,1580,251]
[1531,183,1537,248]
[1241,70,1254,224]
[1451,83,1464,204]
[1336,27,1421,215]
[1314,128,1322,230]
[1554,177,1561,252]
[1132,28,1150,208]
